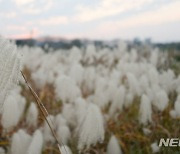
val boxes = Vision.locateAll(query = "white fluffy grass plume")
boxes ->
[154,90,168,111]
[151,142,160,153]
[109,85,126,116]
[107,135,122,154]
[139,94,152,125]
[42,115,55,143]
[26,102,38,127]
[0,37,21,107]
[174,95,180,116]
[56,125,71,145]
[78,103,104,150]
[170,95,180,118]
[55,75,81,103]
[1,90,25,129]
[27,130,43,154]
[60,145,72,154]
[11,129,32,154]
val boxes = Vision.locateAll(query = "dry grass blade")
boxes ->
[21,71,67,154]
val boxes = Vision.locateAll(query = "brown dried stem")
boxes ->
[21,71,64,154]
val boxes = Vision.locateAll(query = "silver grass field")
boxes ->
[0,37,180,154]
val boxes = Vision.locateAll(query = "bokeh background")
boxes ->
[0,1,180,154]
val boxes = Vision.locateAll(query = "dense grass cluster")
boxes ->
[0,39,180,154]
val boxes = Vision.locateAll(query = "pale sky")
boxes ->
[0,0,180,42]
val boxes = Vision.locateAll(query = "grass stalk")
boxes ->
[21,71,63,154]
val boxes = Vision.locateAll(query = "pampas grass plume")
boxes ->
[154,90,168,111]
[78,103,104,150]
[11,129,32,154]
[139,94,152,125]
[60,145,72,154]
[107,135,122,154]
[57,125,71,145]
[2,92,20,129]
[55,75,81,103]
[0,37,21,106]
[109,85,125,116]
[151,142,160,153]
[74,97,88,125]
[26,102,38,127]
[55,114,67,128]
[42,115,55,143]
[170,95,180,118]
[27,130,43,154]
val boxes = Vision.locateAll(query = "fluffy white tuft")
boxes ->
[154,90,168,111]
[55,75,81,103]
[68,63,84,86]
[170,95,180,118]
[26,102,38,127]
[107,135,122,154]
[124,91,134,108]
[42,115,55,143]
[169,110,177,119]
[78,103,104,150]
[62,104,76,127]
[74,97,88,126]
[82,66,96,93]
[126,72,140,96]
[60,145,72,154]
[151,142,160,153]
[139,94,152,125]
[57,125,71,145]
[55,114,67,128]
[139,75,149,94]
[11,129,32,154]
[109,85,126,116]
[174,95,180,116]
[148,67,159,86]
[27,130,43,154]
[1,90,23,130]
[143,128,151,135]
[0,37,21,107]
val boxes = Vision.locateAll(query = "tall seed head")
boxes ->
[0,37,21,107]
